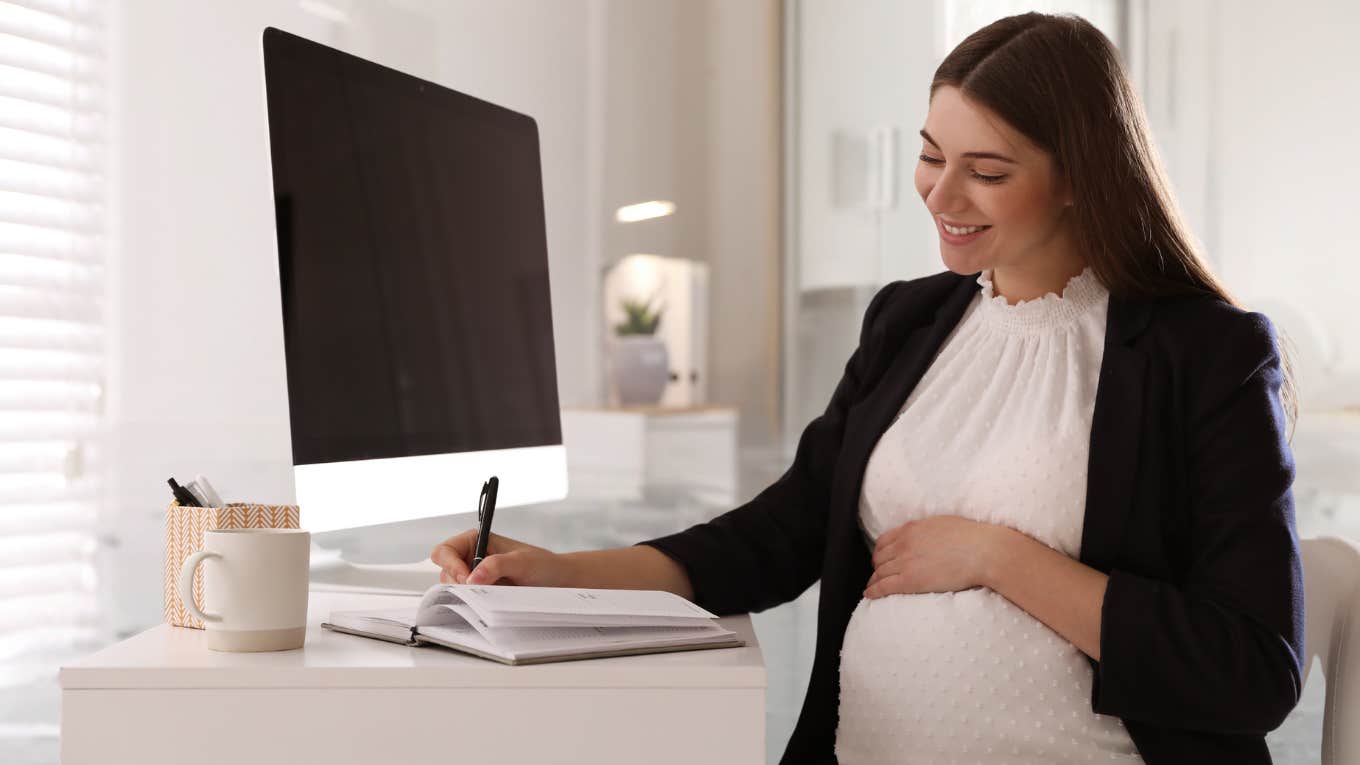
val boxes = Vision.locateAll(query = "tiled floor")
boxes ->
[17,440,1354,764]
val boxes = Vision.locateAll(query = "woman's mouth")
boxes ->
[938,219,992,245]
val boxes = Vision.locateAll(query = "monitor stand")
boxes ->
[307,541,442,595]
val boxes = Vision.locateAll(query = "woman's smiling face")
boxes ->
[914,85,1077,277]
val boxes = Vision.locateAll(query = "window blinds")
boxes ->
[0,0,106,688]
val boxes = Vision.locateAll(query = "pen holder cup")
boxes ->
[163,502,301,629]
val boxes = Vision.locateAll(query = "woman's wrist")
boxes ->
[557,546,694,599]
[980,524,1024,591]
[557,549,590,589]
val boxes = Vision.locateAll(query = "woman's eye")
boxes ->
[917,154,1006,185]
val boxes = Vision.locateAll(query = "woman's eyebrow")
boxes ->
[919,129,1017,164]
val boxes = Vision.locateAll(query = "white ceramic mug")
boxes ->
[178,528,311,652]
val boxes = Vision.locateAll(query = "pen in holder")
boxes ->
[163,502,301,629]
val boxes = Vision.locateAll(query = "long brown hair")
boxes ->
[931,12,1298,437]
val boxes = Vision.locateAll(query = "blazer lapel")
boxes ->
[829,276,979,560]
[1079,294,1152,571]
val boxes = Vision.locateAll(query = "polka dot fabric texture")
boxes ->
[835,267,1145,764]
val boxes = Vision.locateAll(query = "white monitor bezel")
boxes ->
[295,444,567,533]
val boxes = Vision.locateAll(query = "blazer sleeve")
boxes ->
[633,281,902,617]
[1093,311,1306,735]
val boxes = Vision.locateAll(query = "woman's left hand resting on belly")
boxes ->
[863,516,1003,598]
[864,516,1110,661]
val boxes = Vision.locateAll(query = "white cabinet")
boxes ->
[793,0,942,292]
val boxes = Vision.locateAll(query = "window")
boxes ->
[0,0,107,703]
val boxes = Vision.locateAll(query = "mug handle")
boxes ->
[178,550,223,624]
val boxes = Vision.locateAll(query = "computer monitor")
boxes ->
[261,27,568,536]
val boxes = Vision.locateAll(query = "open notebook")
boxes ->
[321,583,745,665]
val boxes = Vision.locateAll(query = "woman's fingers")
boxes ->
[432,532,542,585]
[467,551,532,586]
[430,529,480,580]
[429,542,464,577]
[466,553,503,585]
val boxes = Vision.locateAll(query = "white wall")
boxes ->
[705,0,782,447]
[1138,0,1360,406]
[1210,0,1360,400]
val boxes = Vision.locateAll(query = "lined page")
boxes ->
[449,584,716,628]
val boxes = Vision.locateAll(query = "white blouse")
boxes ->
[834,266,1145,764]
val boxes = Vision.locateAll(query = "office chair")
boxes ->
[1300,535,1360,763]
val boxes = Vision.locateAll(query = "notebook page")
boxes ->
[419,621,735,661]
[327,607,419,642]
[414,620,508,661]
[501,623,734,654]
[446,602,498,645]
[331,596,465,635]
[417,585,461,614]
[481,611,717,629]
[451,585,716,628]
[444,600,733,651]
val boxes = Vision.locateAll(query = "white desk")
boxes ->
[60,589,766,764]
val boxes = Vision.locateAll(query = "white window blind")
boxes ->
[0,0,107,689]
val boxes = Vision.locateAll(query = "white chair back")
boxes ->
[1301,536,1360,764]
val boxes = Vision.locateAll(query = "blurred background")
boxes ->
[2,0,1356,762]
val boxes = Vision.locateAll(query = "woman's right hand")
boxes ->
[429,531,573,588]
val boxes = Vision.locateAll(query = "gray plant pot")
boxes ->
[609,335,670,405]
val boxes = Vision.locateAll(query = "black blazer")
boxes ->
[638,270,1305,764]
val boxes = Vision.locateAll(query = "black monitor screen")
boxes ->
[263,28,561,466]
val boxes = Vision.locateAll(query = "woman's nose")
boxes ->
[924,169,966,216]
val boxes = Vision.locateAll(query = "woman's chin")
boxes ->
[939,250,992,276]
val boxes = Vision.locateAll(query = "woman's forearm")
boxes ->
[560,545,695,601]
[984,526,1108,661]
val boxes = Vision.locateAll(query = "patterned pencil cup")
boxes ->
[163,502,301,629]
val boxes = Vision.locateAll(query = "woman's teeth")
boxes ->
[944,223,988,235]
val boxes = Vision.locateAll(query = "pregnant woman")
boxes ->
[431,12,1304,764]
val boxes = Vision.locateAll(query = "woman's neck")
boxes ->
[989,257,1089,306]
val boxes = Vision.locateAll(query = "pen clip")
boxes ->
[478,480,489,523]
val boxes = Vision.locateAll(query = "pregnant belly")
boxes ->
[835,589,1141,764]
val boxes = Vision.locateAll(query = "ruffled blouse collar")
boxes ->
[975,266,1107,334]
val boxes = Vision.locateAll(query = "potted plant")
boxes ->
[608,293,669,406]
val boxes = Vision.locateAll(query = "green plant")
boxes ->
[614,293,664,336]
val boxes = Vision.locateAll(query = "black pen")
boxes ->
[167,477,201,507]
[470,476,499,572]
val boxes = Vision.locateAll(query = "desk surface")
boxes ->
[60,589,766,691]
